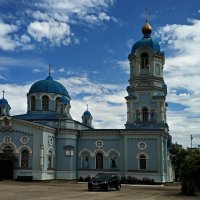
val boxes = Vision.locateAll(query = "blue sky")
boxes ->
[0,0,200,148]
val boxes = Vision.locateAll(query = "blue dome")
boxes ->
[29,75,69,97]
[0,98,9,105]
[83,110,92,117]
[131,38,160,54]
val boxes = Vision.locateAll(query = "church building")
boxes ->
[0,19,172,182]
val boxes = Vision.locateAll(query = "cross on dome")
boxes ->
[145,8,149,22]
[2,90,5,99]
[49,64,51,76]
[142,8,152,38]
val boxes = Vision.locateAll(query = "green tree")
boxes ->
[180,149,200,195]
[169,143,188,181]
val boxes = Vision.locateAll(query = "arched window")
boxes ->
[110,153,118,168]
[142,107,148,122]
[55,97,60,111]
[31,96,36,111]
[141,52,149,69]
[21,149,29,168]
[48,150,53,170]
[82,152,89,169]
[139,154,147,170]
[96,153,103,170]
[42,95,49,111]
[84,118,88,124]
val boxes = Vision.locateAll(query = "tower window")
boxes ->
[42,95,49,111]
[55,97,60,111]
[31,96,36,111]
[142,107,148,122]
[141,52,149,69]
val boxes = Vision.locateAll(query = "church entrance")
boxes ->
[0,146,15,180]
[0,160,13,179]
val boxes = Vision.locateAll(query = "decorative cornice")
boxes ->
[12,118,55,133]
[58,129,78,135]
[79,129,168,137]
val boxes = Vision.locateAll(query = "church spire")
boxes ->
[49,64,51,76]
[142,8,152,38]
[2,90,5,99]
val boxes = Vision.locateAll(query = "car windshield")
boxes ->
[94,173,114,179]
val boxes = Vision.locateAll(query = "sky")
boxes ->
[0,0,200,148]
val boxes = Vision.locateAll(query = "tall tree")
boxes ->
[180,148,200,195]
[169,143,188,181]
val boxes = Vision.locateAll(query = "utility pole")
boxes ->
[191,135,193,148]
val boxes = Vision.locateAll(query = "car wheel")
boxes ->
[88,187,93,191]
[106,184,111,191]
[116,184,121,191]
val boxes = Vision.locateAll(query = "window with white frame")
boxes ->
[96,152,103,169]
[48,150,53,169]
[81,152,89,168]
[110,153,118,168]
[21,149,29,169]
[64,146,74,156]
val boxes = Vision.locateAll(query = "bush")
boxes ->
[79,176,84,182]
[84,175,91,182]
[141,177,155,185]
[121,176,155,185]
[181,181,198,195]
[120,176,127,184]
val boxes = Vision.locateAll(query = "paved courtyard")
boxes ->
[0,181,199,200]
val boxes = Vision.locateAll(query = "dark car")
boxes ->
[88,173,121,191]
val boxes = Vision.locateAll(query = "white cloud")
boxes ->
[155,18,200,147]
[117,60,129,73]
[20,34,31,43]
[0,84,30,115]
[0,22,18,51]
[32,68,41,73]
[36,0,114,11]
[0,56,47,72]
[0,0,116,50]
[58,68,65,73]
[27,21,71,45]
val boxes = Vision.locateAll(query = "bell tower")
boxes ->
[125,16,168,129]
